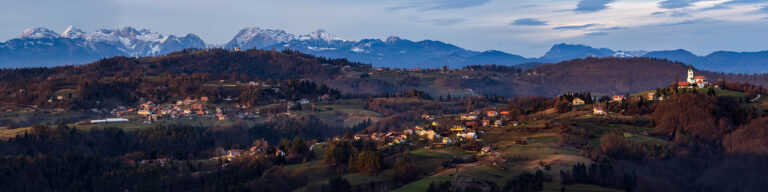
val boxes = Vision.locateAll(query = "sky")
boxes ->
[1,0,767,57]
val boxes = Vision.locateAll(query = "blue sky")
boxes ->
[1,0,767,57]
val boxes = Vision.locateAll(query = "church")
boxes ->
[678,65,708,88]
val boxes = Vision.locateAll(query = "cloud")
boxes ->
[758,5,768,13]
[658,0,702,9]
[553,23,599,30]
[701,0,768,11]
[723,0,768,5]
[647,19,712,27]
[594,26,627,31]
[410,17,465,25]
[511,18,548,26]
[388,0,491,11]
[426,18,465,25]
[585,31,608,36]
[652,11,693,17]
[575,0,615,13]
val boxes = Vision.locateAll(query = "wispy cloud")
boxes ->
[700,0,768,11]
[593,26,627,31]
[658,0,702,9]
[553,23,599,30]
[723,0,768,5]
[511,18,547,26]
[652,11,692,17]
[427,18,465,25]
[388,0,492,11]
[585,31,608,36]
[647,19,712,27]
[758,5,768,13]
[575,0,615,13]
[410,17,466,25]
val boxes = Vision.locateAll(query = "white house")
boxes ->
[593,107,606,115]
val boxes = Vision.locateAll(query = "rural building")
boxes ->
[612,95,625,102]
[593,107,606,115]
[572,98,585,105]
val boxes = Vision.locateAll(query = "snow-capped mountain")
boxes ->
[20,27,60,39]
[223,27,294,50]
[296,29,350,42]
[4,26,768,73]
[225,28,531,68]
[0,26,205,68]
[613,50,648,58]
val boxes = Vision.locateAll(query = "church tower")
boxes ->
[687,65,695,84]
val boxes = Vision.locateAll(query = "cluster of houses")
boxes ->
[218,143,286,161]
[132,97,260,123]
[354,130,410,145]
[569,67,712,115]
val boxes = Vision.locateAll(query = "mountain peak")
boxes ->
[227,27,294,49]
[61,25,85,38]
[116,26,153,37]
[541,43,615,61]
[385,36,401,43]
[19,27,59,39]
[298,29,349,42]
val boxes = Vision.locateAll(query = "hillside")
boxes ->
[325,57,768,97]
[525,57,768,95]
[2,49,767,108]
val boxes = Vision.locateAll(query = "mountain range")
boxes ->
[1,26,766,73]
[0,26,205,68]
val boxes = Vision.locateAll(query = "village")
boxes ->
[75,79,335,125]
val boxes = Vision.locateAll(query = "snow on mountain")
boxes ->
[224,27,294,49]
[7,26,767,73]
[60,25,85,38]
[613,50,648,57]
[297,29,349,42]
[1,26,205,67]
[19,27,59,39]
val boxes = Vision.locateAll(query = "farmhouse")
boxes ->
[460,114,478,121]
[612,95,625,102]
[593,107,606,115]
[451,125,467,132]
[572,98,585,105]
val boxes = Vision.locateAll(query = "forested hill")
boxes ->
[0,48,370,82]
[1,49,767,102]
[525,57,768,95]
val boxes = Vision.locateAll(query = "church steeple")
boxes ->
[687,65,695,84]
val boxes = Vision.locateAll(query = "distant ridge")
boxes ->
[1,26,767,73]
[0,26,204,68]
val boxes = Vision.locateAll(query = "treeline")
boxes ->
[1,125,215,159]
[0,71,341,109]
[559,159,637,191]
[239,79,341,106]
[0,149,308,191]
[600,91,768,191]
[0,49,368,82]
[527,57,768,96]
[0,49,360,108]
[0,114,351,191]
[1,115,341,159]
[464,64,524,74]
[716,79,767,98]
